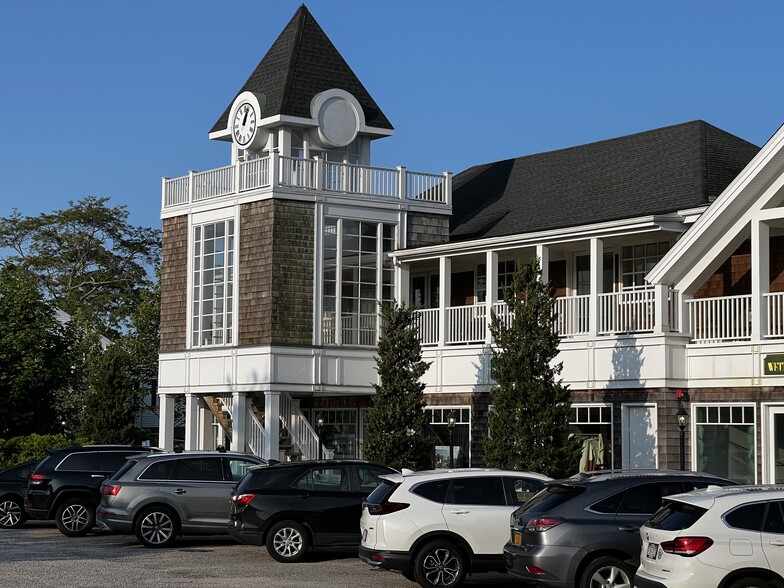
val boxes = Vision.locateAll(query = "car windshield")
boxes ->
[519,484,585,513]
[646,500,708,530]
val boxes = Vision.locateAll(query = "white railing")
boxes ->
[766,292,784,338]
[162,153,451,208]
[555,295,589,336]
[491,301,513,329]
[280,392,333,461]
[446,305,486,344]
[599,289,656,334]
[216,394,234,415]
[246,409,265,457]
[687,294,752,343]
[415,308,439,346]
[341,313,377,346]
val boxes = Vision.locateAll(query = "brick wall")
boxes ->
[160,215,188,352]
[407,213,450,248]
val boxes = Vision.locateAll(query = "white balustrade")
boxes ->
[164,176,189,207]
[407,171,447,203]
[246,409,265,457]
[415,308,439,346]
[687,294,752,342]
[446,305,486,344]
[766,292,784,338]
[491,302,513,329]
[279,156,318,189]
[239,157,270,191]
[192,165,235,202]
[554,295,590,336]
[599,290,656,334]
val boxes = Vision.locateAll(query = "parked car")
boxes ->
[26,444,160,537]
[228,459,397,562]
[96,450,266,547]
[503,470,736,588]
[0,460,38,529]
[636,484,784,588]
[359,468,551,588]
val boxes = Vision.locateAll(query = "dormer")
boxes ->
[207,5,393,166]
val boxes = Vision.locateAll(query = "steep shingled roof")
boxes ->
[210,4,392,135]
[449,121,759,242]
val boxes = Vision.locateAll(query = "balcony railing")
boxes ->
[686,294,751,343]
[162,153,451,209]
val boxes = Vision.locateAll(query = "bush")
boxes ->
[0,433,92,469]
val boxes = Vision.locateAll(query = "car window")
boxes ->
[448,476,506,506]
[98,452,136,472]
[227,458,260,482]
[413,480,449,503]
[295,467,350,492]
[618,483,685,515]
[356,465,390,492]
[523,484,585,513]
[109,460,138,481]
[591,489,626,514]
[647,500,708,530]
[139,460,176,480]
[366,479,399,505]
[170,458,223,482]
[506,477,547,506]
[58,452,99,471]
[725,502,766,531]
[764,501,784,534]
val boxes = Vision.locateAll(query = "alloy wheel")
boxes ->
[421,547,461,587]
[60,503,90,533]
[272,526,303,558]
[140,511,175,546]
[0,499,23,528]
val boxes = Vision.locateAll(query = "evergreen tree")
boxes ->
[364,302,434,470]
[483,258,579,478]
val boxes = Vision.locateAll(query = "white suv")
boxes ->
[636,485,784,588]
[358,468,550,588]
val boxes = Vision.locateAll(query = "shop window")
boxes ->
[695,404,756,484]
[425,407,471,469]
[569,404,612,471]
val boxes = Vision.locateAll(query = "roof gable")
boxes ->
[449,121,759,242]
[210,5,392,135]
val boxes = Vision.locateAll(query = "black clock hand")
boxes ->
[242,109,249,126]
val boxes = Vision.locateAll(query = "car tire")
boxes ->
[727,578,776,588]
[0,496,26,529]
[55,498,95,537]
[580,556,634,588]
[413,540,467,588]
[266,520,309,563]
[135,506,179,548]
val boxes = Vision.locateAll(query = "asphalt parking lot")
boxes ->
[0,522,520,588]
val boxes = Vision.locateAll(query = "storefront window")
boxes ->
[425,407,470,469]
[569,404,612,471]
[695,404,756,484]
[314,409,358,458]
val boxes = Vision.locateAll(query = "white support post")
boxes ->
[234,159,242,192]
[485,250,498,345]
[264,391,281,462]
[752,219,770,343]
[231,392,247,453]
[184,393,199,450]
[158,394,176,451]
[681,293,693,339]
[397,261,410,306]
[536,244,550,285]
[443,172,452,206]
[439,257,451,347]
[653,283,670,335]
[397,166,407,200]
[187,170,195,204]
[589,238,603,337]
[270,149,279,188]
[161,177,168,208]
[198,398,212,450]
[315,156,324,191]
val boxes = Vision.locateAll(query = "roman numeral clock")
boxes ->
[230,91,268,152]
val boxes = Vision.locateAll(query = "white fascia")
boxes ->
[208,114,395,140]
[391,214,684,263]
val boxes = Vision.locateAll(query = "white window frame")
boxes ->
[692,402,757,484]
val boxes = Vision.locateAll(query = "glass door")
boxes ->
[767,406,784,483]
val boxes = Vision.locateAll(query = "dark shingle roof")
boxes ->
[449,121,759,242]
[210,5,392,135]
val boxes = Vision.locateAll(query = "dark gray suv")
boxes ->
[503,470,735,588]
[96,450,265,547]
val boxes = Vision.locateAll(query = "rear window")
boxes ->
[647,500,708,531]
[236,467,296,492]
[366,479,399,505]
[521,484,586,513]
[108,460,138,481]
[58,452,99,471]
[412,480,449,503]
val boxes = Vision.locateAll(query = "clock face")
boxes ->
[232,102,257,147]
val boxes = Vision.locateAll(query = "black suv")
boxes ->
[0,460,38,529]
[503,470,736,588]
[27,444,159,536]
[228,460,396,562]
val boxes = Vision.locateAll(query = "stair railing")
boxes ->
[246,409,265,458]
[280,392,334,460]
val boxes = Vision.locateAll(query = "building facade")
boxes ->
[157,5,784,484]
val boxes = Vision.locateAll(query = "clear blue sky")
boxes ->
[1,1,782,232]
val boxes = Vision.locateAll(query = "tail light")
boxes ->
[232,493,258,507]
[525,516,565,532]
[366,501,410,515]
[660,537,714,557]
[29,473,47,482]
[101,484,122,496]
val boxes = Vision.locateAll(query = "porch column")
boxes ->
[264,391,281,462]
[589,238,604,337]
[485,251,498,345]
[680,293,693,339]
[536,244,549,285]
[231,392,247,453]
[653,283,670,335]
[397,262,410,306]
[438,257,452,347]
[751,219,770,343]
[198,399,212,450]
[184,393,200,450]
[158,393,176,450]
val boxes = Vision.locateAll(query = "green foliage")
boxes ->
[0,262,75,436]
[0,433,92,470]
[483,258,580,478]
[364,302,434,471]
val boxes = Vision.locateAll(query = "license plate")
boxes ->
[512,531,522,546]
[646,542,659,559]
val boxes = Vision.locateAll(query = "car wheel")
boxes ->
[727,578,776,588]
[580,556,634,588]
[135,506,179,548]
[265,520,309,563]
[413,540,467,588]
[0,496,25,529]
[55,499,95,537]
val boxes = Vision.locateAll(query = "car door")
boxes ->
[164,457,226,529]
[290,465,357,546]
[613,482,685,557]
[442,476,510,555]
[761,500,784,573]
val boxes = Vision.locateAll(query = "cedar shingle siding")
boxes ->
[160,216,188,352]
[695,236,784,298]
[407,213,450,248]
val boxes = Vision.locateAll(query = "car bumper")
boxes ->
[503,543,577,588]
[227,521,264,546]
[358,546,411,572]
[96,510,133,534]
[634,575,668,588]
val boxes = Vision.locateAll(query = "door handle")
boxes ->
[769,540,784,546]
[91,475,106,478]
[450,509,470,515]
[174,489,186,495]
[618,525,639,532]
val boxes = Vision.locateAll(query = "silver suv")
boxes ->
[96,450,265,547]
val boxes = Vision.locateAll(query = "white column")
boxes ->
[653,283,670,335]
[752,219,770,343]
[485,250,498,344]
[264,391,281,462]
[438,257,452,347]
[158,393,176,450]
[184,393,199,450]
[536,244,550,285]
[397,260,410,306]
[589,238,603,337]
[231,392,247,453]
[198,399,212,450]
